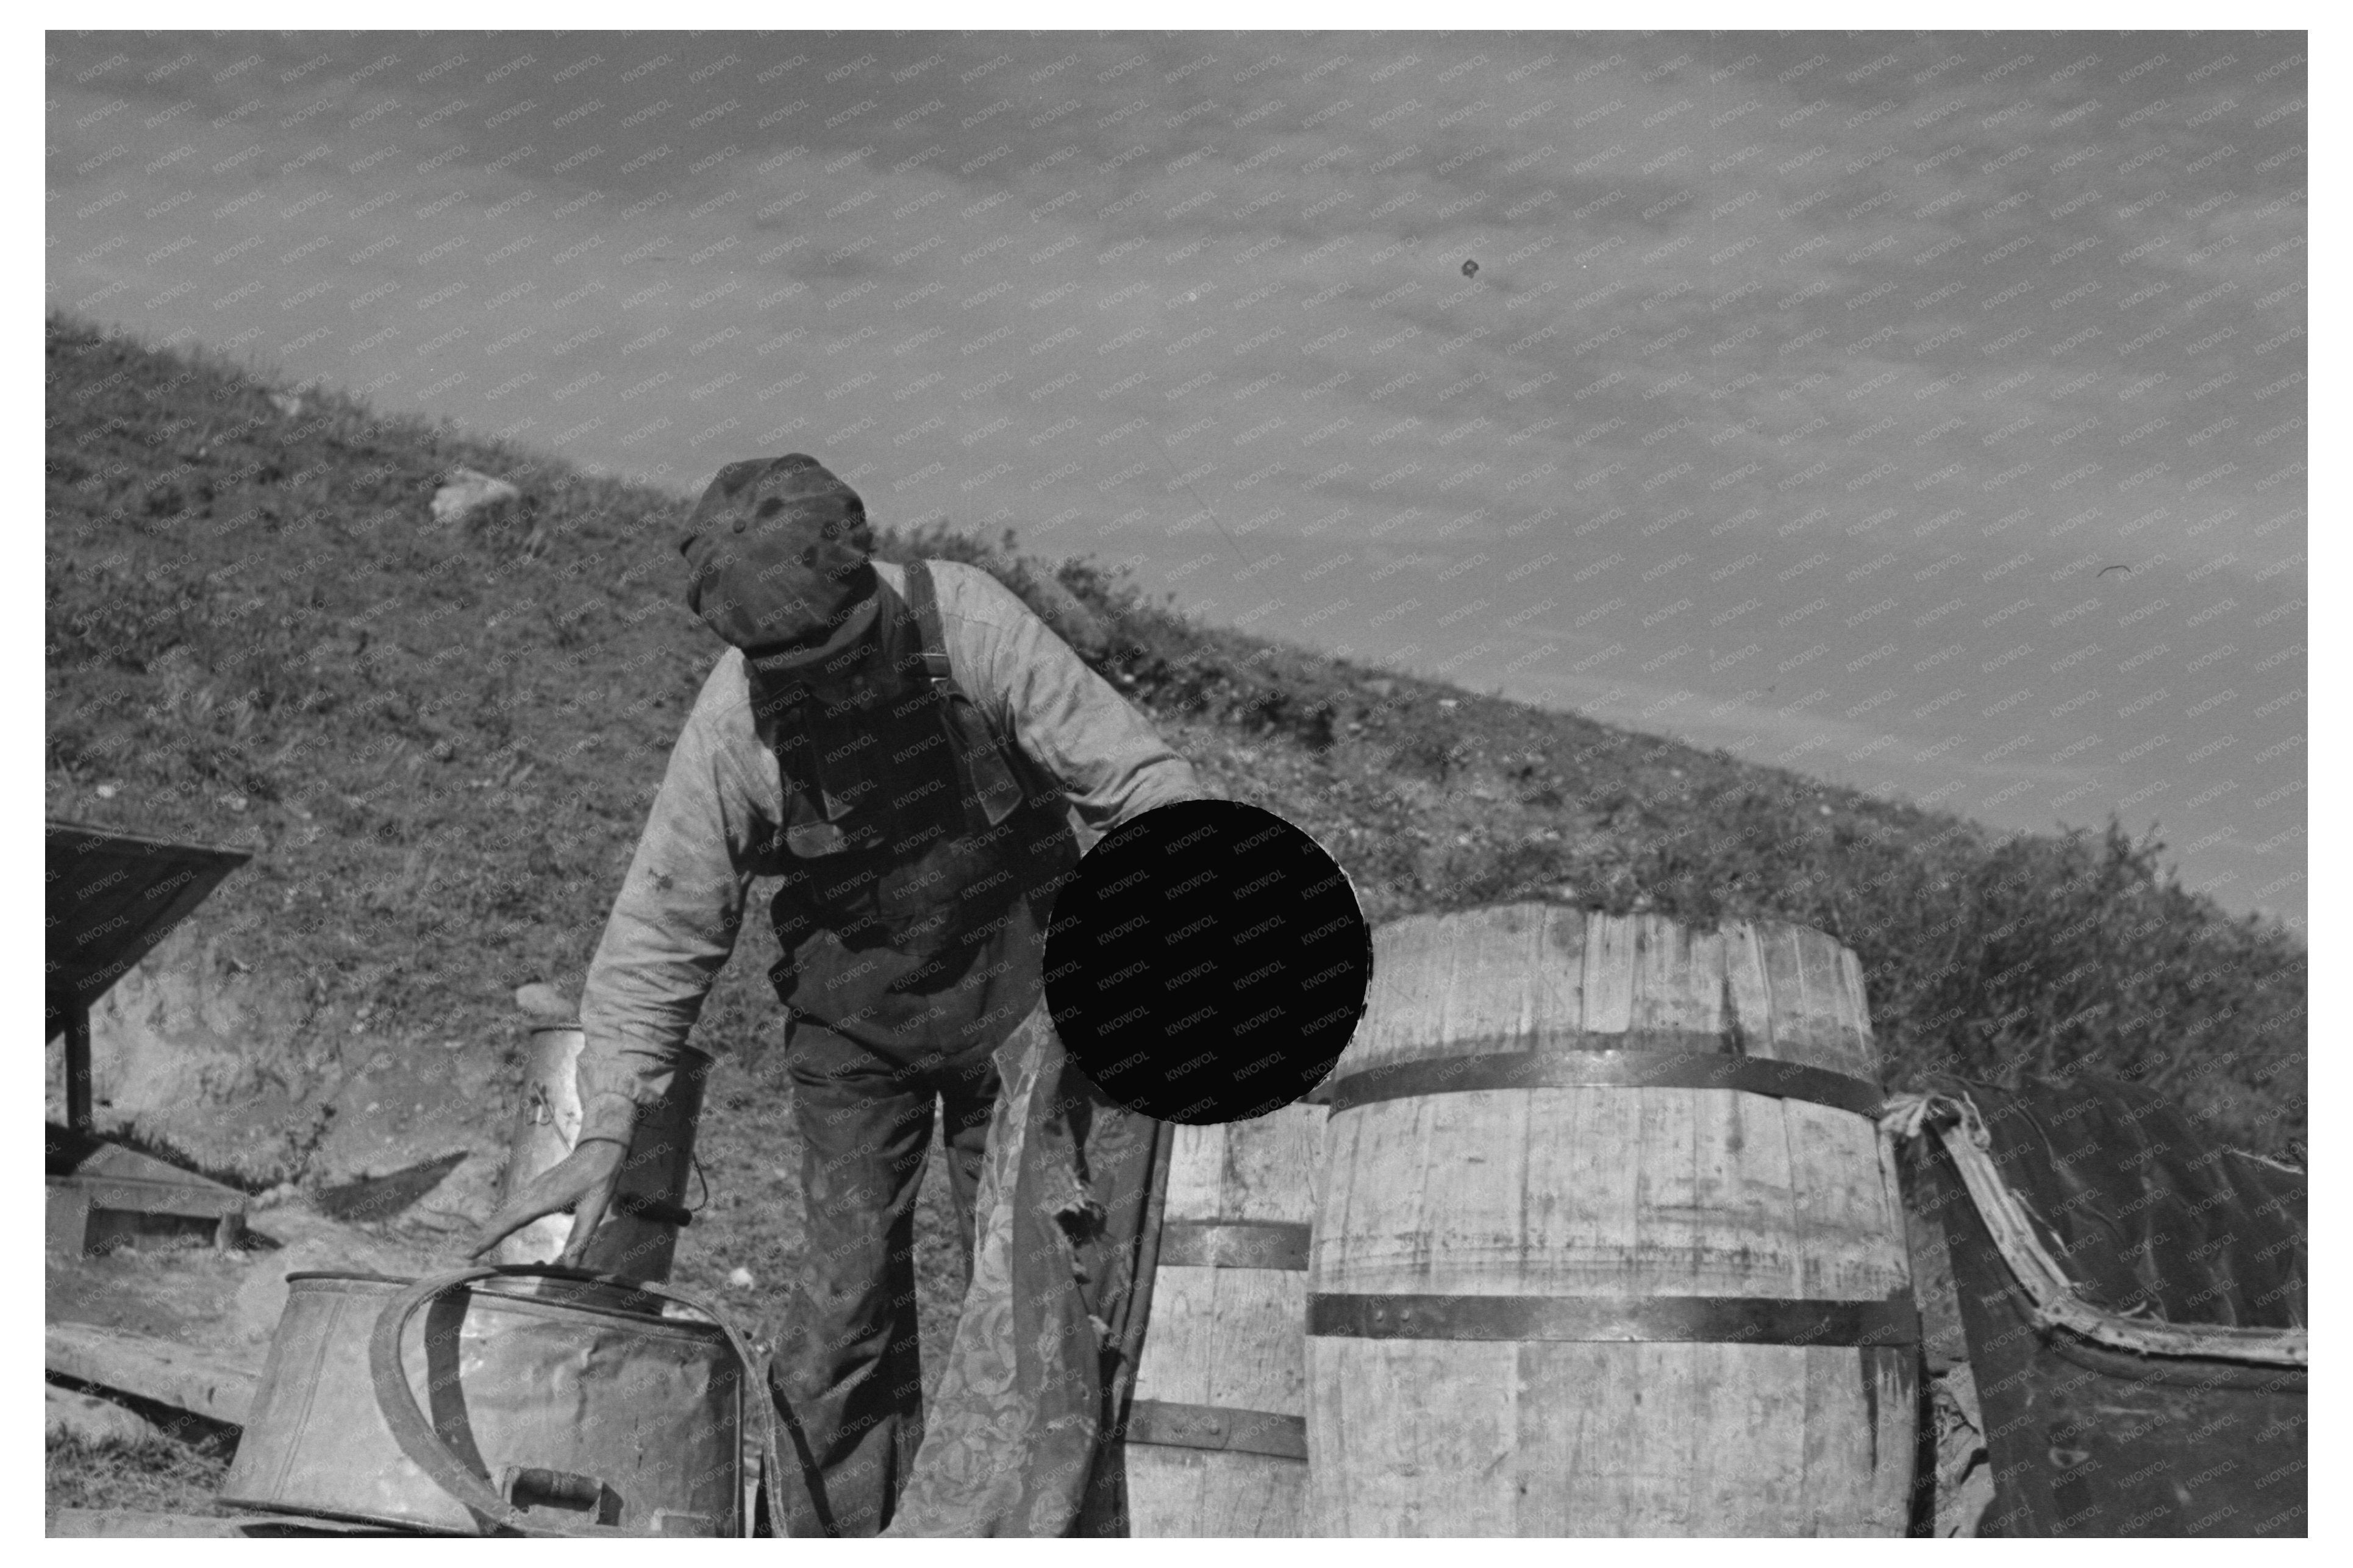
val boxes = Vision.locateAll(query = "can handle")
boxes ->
[502,1465,618,1525]
[367,1263,790,1538]
[609,1192,693,1228]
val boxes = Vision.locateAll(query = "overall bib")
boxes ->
[757,561,1080,1538]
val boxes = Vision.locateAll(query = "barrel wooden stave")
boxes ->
[1310,1339,1914,1535]
[1307,905,1915,1536]
[1129,1103,1323,1537]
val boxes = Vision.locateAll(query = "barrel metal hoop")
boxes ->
[1124,1398,1309,1461]
[1324,1038,1885,1119]
[1306,1292,1921,1348]
[1157,1219,1312,1272]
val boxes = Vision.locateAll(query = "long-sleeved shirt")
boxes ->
[574,557,1209,1144]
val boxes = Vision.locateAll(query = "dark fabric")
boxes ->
[1076,1096,1173,1537]
[769,1016,1001,1538]
[738,551,1168,1538]
[883,1003,1173,1537]
[755,576,1088,1536]
[677,453,880,662]
[762,580,1067,972]
[897,557,1034,831]
[1915,1072,2307,1538]
[760,582,1080,1058]
[763,886,1054,1538]
[762,576,1079,1034]
[1933,1071,2305,1329]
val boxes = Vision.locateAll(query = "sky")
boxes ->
[45,27,2308,931]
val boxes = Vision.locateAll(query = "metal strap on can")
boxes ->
[368,1263,790,1538]
[1306,1291,1920,1348]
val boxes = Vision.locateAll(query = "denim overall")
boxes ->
[757,561,1080,1537]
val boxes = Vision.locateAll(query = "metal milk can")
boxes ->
[496,1023,710,1284]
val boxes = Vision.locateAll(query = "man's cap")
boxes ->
[677,454,880,672]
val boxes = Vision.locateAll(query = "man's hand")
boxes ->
[463,1139,628,1266]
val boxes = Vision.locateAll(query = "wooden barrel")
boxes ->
[1127,1101,1326,1535]
[1306,905,1916,1536]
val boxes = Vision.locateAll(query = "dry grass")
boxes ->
[46,1427,234,1520]
[43,312,2307,1520]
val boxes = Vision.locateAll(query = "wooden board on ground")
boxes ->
[49,1508,409,1538]
[46,1321,260,1427]
[45,1383,164,1444]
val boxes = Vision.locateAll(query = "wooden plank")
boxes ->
[1443,903,1548,1049]
[1358,913,1448,1065]
[46,1185,94,1256]
[1163,1122,1226,1229]
[50,1511,261,1538]
[1537,1085,1644,1295]
[1579,913,1637,1034]
[49,1175,247,1219]
[1132,1098,1319,1536]
[46,1383,163,1444]
[64,999,94,1137]
[1702,1341,1805,1534]
[73,1140,250,1191]
[1721,921,1780,1060]
[1531,905,1587,1038]
[1422,1086,1527,1295]
[1311,1338,1519,1534]
[1220,1102,1322,1222]
[46,1322,260,1427]
[1132,1264,1217,1409]
[1205,1266,1309,1417]
[1526,1341,1699,1534]
[1318,1100,1431,1296]
[1758,924,1872,1077]
[1191,1448,1304,1538]
[48,1509,407,1538]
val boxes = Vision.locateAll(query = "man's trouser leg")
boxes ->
[935,1041,999,1291]
[773,1029,937,1538]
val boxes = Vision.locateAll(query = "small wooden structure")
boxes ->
[45,819,251,1253]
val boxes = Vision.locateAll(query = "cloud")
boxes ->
[44,29,2305,922]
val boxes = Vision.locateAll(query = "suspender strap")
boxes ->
[900,560,1025,830]
[900,557,959,693]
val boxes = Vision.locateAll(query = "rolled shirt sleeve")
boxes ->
[573,656,768,1146]
[944,561,1217,844]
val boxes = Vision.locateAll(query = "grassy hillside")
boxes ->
[46,311,2304,1189]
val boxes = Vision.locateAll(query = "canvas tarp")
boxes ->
[882,1000,1171,1537]
[1890,1072,2305,1538]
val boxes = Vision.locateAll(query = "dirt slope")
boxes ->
[45,313,2304,1266]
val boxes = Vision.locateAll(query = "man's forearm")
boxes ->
[574,885,748,1141]
[571,668,761,1143]
[578,1091,644,1147]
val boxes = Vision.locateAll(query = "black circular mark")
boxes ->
[1462,258,1479,277]
[1043,800,1371,1124]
